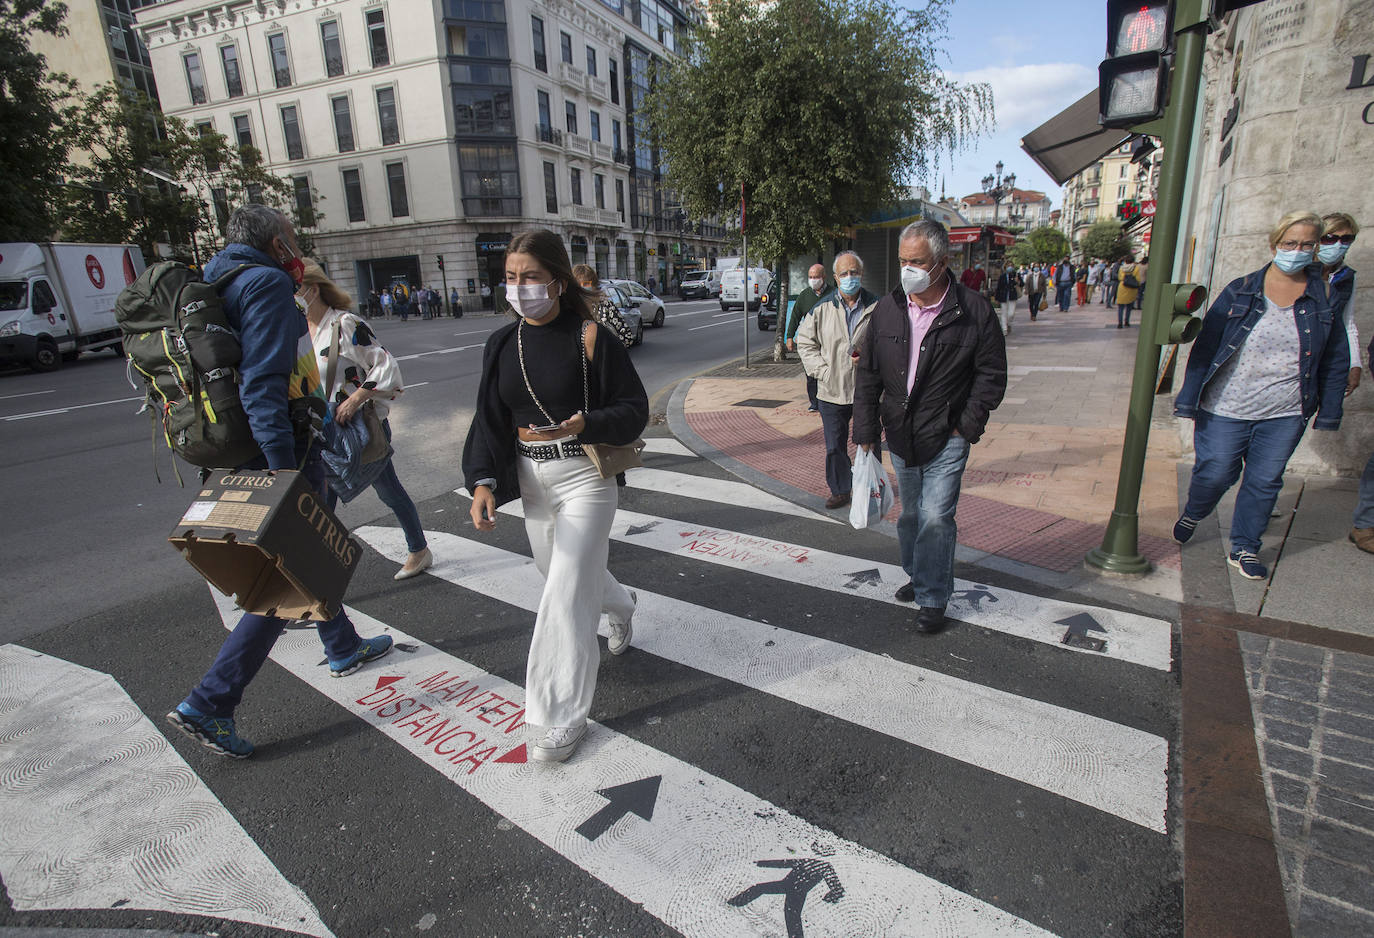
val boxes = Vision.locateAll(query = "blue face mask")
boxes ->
[1273,249,1313,274]
[838,274,862,294]
[1318,242,1350,266]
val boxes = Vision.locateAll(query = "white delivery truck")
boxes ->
[0,242,146,372]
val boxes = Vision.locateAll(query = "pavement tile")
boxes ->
[1307,817,1374,866]
[1302,855,1374,911]
[1295,896,1374,937]
[1321,732,1374,769]
[1312,791,1374,832]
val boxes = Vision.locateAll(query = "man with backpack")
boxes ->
[165,204,392,759]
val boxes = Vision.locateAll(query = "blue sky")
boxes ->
[913,0,1107,210]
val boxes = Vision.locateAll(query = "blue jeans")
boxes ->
[1056,284,1072,311]
[1354,449,1374,529]
[1183,410,1307,554]
[817,399,854,496]
[1117,303,1133,326]
[891,435,970,608]
[185,456,362,717]
[325,421,427,553]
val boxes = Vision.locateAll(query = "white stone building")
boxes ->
[135,0,725,306]
[1056,144,1160,258]
[955,188,1052,231]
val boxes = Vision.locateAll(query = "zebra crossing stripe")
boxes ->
[0,645,334,937]
[639,438,695,456]
[208,590,1058,938]
[491,501,1173,671]
[356,526,1168,832]
[623,466,840,524]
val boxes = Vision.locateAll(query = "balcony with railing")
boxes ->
[613,147,631,166]
[564,132,591,155]
[535,123,562,149]
[586,75,608,101]
[559,61,585,89]
[572,205,598,222]
[591,140,613,162]
[597,208,620,227]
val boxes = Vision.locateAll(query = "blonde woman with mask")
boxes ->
[299,260,432,580]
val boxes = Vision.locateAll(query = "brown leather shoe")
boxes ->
[1351,527,1374,555]
[824,492,851,509]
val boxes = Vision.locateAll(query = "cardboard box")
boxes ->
[169,470,361,621]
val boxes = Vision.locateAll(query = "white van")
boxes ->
[720,266,771,311]
[0,242,145,371]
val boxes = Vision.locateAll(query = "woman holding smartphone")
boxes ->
[462,230,648,763]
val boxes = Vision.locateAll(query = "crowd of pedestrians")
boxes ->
[162,202,1368,768]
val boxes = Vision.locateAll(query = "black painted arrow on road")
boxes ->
[842,569,882,590]
[1058,613,1108,651]
[575,775,662,841]
[625,521,660,536]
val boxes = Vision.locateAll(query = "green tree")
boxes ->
[0,0,78,241]
[61,83,316,262]
[1005,226,1071,267]
[647,0,991,356]
[1079,219,1132,263]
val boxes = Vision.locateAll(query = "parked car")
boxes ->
[603,283,644,346]
[679,269,722,299]
[720,267,771,311]
[607,279,666,328]
[757,278,779,331]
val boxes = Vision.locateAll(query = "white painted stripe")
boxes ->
[1007,366,1098,375]
[623,467,839,524]
[0,645,334,937]
[639,437,695,457]
[494,504,1173,671]
[359,527,1168,831]
[2,395,142,421]
[689,320,743,332]
[0,389,56,401]
[395,343,484,361]
[209,589,1056,937]
[405,381,430,389]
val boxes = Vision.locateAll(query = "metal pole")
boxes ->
[1086,19,1207,574]
[742,229,749,367]
[438,254,450,317]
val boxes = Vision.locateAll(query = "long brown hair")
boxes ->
[505,230,595,322]
[301,259,353,311]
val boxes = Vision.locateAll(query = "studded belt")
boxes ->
[517,438,586,460]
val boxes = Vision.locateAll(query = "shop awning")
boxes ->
[992,229,1016,246]
[1019,90,1133,186]
[949,226,982,244]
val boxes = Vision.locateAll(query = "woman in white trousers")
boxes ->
[463,229,649,763]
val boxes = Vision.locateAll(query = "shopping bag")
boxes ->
[849,448,893,529]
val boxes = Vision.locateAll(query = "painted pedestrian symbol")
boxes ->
[728,857,844,938]
[950,584,999,611]
[575,776,661,841]
[1058,612,1107,652]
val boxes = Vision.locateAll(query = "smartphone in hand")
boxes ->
[529,423,563,433]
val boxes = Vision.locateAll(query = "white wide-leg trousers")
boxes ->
[517,453,636,728]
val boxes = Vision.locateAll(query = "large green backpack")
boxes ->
[116,261,264,473]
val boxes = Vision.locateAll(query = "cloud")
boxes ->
[950,63,1097,135]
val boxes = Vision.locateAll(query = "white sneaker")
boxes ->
[532,724,587,763]
[608,590,636,656]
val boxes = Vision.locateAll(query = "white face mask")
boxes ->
[901,264,933,296]
[509,282,559,319]
[808,277,824,292]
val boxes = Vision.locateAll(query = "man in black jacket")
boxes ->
[853,220,1007,633]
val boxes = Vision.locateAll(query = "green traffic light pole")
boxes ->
[1086,3,1208,574]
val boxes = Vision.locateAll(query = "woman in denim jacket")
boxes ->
[1172,210,1350,580]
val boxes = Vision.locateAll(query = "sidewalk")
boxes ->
[668,296,1374,937]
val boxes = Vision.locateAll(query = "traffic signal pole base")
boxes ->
[1085,511,1155,575]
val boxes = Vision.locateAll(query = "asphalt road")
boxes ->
[0,297,765,642]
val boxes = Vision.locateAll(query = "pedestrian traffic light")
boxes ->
[1155,283,1206,345]
[1099,1,1173,128]
[436,255,445,270]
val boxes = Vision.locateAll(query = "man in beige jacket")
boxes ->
[795,251,881,508]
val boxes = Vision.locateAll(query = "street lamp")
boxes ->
[980,161,1017,227]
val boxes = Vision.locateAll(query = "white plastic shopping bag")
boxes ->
[848,448,893,529]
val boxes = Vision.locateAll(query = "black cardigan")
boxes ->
[461,303,649,505]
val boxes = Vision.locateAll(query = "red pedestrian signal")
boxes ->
[1099,0,1173,128]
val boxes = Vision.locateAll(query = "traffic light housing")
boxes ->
[436,254,445,270]
[1155,283,1206,345]
[1099,1,1172,128]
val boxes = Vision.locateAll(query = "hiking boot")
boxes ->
[532,724,587,763]
[394,547,433,581]
[329,634,394,677]
[608,590,636,656]
[1227,549,1268,581]
[1173,515,1199,544]
[166,703,254,759]
[1350,527,1374,554]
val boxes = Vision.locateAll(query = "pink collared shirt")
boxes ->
[906,284,949,394]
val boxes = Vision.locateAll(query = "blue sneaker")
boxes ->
[329,634,394,677]
[1173,515,1199,544]
[1228,549,1268,581]
[166,703,254,759]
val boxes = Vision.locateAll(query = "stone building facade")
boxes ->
[134,0,726,307]
[1182,0,1373,475]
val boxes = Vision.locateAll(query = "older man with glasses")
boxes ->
[853,221,1007,634]
[795,251,880,509]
